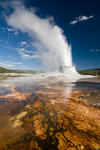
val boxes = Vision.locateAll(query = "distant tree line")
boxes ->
[0,67,17,73]
[0,67,36,74]
[78,69,100,76]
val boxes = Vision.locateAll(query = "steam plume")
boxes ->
[5,1,73,70]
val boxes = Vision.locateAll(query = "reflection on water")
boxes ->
[0,76,100,150]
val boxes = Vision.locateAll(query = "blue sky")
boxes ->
[0,0,100,70]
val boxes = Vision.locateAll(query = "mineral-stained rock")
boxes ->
[0,79,100,150]
[30,141,41,150]
[56,132,71,150]
[33,114,47,140]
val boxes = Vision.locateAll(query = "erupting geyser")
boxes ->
[5,1,80,78]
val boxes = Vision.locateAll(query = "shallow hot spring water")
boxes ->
[0,76,100,150]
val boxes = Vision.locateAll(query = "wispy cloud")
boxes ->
[0,62,14,67]
[18,48,38,59]
[89,49,99,53]
[13,62,22,65]
[21,41,28,47]
[14,31,19,35]
[0,62,22,68]
[1,27,19,35]
[70,15,94,25]
[7,28,14,32]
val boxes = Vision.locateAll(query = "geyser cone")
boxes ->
[59,65,80,77]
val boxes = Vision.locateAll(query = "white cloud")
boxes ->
[4,1,72,70]
[1,27,19,35]
[21,41,28,46]
[8,28,19,35]
[0,61,22,68]
[13,62,22,65]
[70,15,94,25]
[0,63,14,67]
[89,49,99,52]
[21,54,32,59]
[7,28,14,32]
[14,31,19,35]
[18,48,38,59]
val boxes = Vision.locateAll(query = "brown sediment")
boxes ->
[10,111,27,127]
[33,114,48,140]
[0,84,31,101]
[0,80,100,150]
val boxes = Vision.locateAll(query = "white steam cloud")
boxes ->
[5,1,73,70]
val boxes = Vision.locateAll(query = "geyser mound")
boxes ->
[59,65,80,77]
[42,65,81,81]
